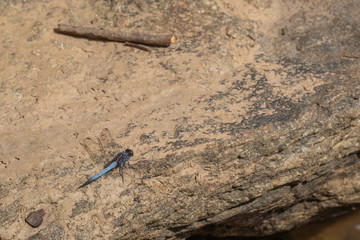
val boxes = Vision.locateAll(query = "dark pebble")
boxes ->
[25,209,46,228]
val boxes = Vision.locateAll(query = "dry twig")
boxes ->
[56,24,176,46]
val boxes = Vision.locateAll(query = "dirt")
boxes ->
[1,0,359,239]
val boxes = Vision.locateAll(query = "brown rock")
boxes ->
[25,209,46,228]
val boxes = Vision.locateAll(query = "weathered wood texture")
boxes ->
[0,0,359,239]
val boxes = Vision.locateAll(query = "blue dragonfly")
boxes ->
[79,149,134,188]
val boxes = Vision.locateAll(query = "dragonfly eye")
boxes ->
[125,149,134,156]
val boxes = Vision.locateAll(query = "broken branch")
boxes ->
[56,24,176,46]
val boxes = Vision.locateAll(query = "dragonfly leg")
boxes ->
[119,166,124,183]
[121,160,127,169]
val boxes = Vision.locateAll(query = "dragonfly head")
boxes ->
[125,149,134,157]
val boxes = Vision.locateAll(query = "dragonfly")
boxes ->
[79,149,134,188]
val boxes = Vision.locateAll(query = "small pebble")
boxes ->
[25,209,46,228]
[226,26,238,39]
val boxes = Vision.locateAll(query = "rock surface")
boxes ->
[0,0,359,239]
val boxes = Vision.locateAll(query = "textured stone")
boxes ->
[25,209,46,228]
[0,0,359,239]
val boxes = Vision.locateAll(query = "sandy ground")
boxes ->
[1,0,359,239]
[0,0,323,184]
